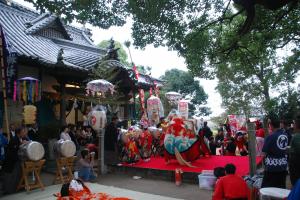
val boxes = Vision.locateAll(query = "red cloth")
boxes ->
[212,174,249,200]
[256,128,265,138]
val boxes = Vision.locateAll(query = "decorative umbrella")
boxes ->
[86,79,114,97]
[165,91,181,106]
[14,76,41,104]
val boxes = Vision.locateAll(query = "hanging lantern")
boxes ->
[14,77,41,104]
[89,109,107,131]
[23,105,37,125]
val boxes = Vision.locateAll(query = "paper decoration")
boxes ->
[178,100,189,119]
[14,77,41,104]
[23,105,37,124]
[139,89,145,114]
[228,115,247,134]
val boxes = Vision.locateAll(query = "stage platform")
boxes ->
[110,156,263,184]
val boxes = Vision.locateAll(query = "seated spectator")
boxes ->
[0,128,8,164]
[212,163,249,200]
[225,137,236,156]
[27,123,39,141]
[78,149,96,182]
[60,125,71,141]
[68,124,80,150]
[214,167,225,179]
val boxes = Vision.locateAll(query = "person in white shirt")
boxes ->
[60,126,71,141]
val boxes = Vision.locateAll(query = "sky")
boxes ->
[14,0,225,117]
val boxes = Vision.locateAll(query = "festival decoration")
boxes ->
[89,105,107,131]
[146,95,164,126]
[165,91,181,106]
[139,128,153,160]
[14,77,41,104]
[139,89,146,115]
[55,179,131,200]
[86,79,114,97]
[178,100,189,119]
[23,105,37,124]
[85,79,113,175]
[163,111,208,167]
[228,114,247,135]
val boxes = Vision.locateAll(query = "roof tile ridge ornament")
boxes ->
[104,38,120,61]
[57,48,64,64]
[25,12,50,27]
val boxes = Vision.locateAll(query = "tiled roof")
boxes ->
[0,1,162,87]
[0,1,105,71]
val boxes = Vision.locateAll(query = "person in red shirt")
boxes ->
[212,163,249,200]
[255,122,265,156]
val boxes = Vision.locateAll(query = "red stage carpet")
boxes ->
[122,156,263,176]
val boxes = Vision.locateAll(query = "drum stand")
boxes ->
[53,156,76,184]
[17,159,46,192]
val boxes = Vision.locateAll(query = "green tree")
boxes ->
[160,69,211,116]
[97,40,130,66]
[25,0,300,115]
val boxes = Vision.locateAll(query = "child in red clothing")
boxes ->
[212,164,249,200]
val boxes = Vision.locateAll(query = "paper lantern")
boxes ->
[23,105,37,124]
[178,100,189,119]
[89,110,107,131]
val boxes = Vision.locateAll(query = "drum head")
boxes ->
[26,141,45,161]
[61,140,76,157]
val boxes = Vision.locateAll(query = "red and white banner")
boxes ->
[178,100,189,119]
[228,115,247,134]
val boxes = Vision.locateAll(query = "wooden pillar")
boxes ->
[247,122,256,177]
[75,107,78,124]
[133,90,136,120]
[59,81,66,126]
[124,92,129,120]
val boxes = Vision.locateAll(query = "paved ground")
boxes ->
[0,172,212,200]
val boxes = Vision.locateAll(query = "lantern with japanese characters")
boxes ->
[89,105,107,131]
[147,95,164,126]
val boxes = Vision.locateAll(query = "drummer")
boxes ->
[2,127,29,194]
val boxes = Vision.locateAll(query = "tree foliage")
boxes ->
[160,69,211,116]
[26,0,300,115]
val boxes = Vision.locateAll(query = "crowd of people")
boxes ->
[0,122,100,194]
[211,114,300,200]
